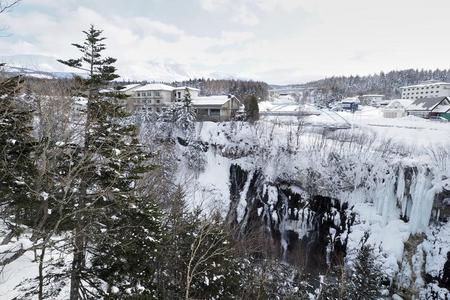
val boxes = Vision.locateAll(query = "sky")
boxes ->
[1,0,450,84]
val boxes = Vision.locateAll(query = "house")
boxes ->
[382,99,413,118]
[360,94,384,105]
[406,96,450,119]
[400,80,450,100]
[192,95,241,122]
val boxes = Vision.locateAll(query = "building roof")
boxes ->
[118,83,142,92]
[134,83,175,92]
[406,97,448,111]
[400,81,450,89]
[385,99,414,109]
[173,86,200,91]
[340,97,360,104]
[433,103,450,113]
[191,95,241,107]
[361,94,384,97]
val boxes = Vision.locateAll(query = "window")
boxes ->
[209,109,220,116]
[147,91,152,97]
[155,91,160,97]
[137,92,141,97]
[156,100,160,103]
[156,107,161,113]
[177,91,181,99]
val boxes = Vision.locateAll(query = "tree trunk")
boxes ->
[69,226,84,300]
[38,244,46,300]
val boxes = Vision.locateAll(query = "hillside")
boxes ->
[305,69,450,104]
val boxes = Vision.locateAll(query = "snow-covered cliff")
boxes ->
[177,121,450,299]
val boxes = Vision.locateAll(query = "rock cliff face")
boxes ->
[223,160,449,296]
[227,164,354,273]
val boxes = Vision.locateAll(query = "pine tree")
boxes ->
[58,25,162,300]
[176,88,196,134]
[318,236,384,300]
[0,75,38,228]
[245,95,259,122]
[348,244,384,300]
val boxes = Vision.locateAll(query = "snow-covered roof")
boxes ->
[400,81,450,89]
[118,83,142,92]
[340,97,360,104]
[134,83,175,92]
[406,97,448,111]
[433,103,450,113]
[173,86,200,91]
[192,95,233,106]
[385,99,414,109]
[361,94,384,97]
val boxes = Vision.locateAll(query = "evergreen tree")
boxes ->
[245,95,259,122]
[176,88,196,134]
[0,75,37,228]
[318,236,384,300]
[58,25,162,300]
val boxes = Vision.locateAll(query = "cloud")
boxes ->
[197,0,310,26]
[2,0,450,84]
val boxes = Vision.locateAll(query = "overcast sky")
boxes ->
[1,0,450,84]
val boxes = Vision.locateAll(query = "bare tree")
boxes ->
[0,0,20,15]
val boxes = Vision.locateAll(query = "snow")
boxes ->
[329,106,450,146]
[133,83,175,92]
[118,83,142,92]
[192,95,231,106]
[407,97,446,111]
[173,86,200,91]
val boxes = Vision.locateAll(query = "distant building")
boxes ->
[335,97,360,111]
[192,95,242,122]
[406,96,450,119]
[125,84,200,114]
[360,94,384,105]
[382,99,413,118]
[400,80,450,100]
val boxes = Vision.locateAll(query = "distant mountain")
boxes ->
[0,54,78,79]
[0,54,246,82]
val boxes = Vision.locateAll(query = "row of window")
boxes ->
[402,96,432,100]
[403,90,440,96]
[136,91,161,97]
[140,106,164,113]
[403,85,442,91]
[136,99,161,104]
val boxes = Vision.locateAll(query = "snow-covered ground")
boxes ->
[260,97,450,147]
[1,97,449,299]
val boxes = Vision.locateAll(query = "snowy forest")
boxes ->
[1,1,450,300]
[306,69,450,105]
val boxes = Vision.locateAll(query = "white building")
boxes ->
[130,83,174,113]
[382,99,413,118]
[400,80,450,100]
[126,84,200,114]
